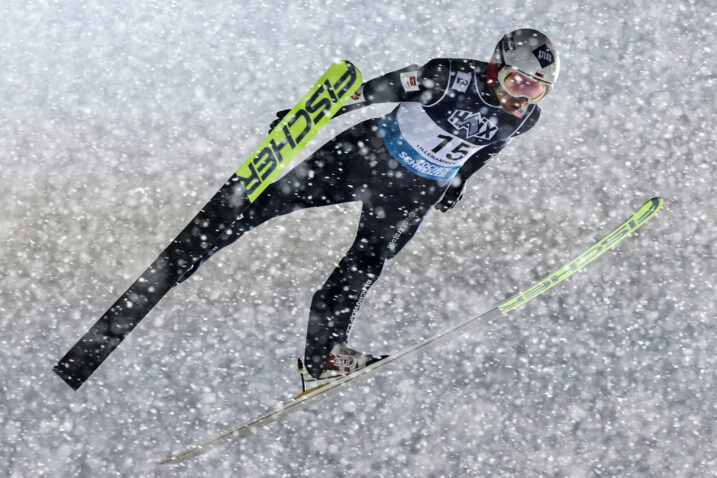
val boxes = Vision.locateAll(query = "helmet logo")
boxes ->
[532,44,555,68]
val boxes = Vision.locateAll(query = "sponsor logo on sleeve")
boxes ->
[400,71,420,92]
[451,71,472,92]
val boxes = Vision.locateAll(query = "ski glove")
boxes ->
[268,109,291,132]
[435,180,466,212]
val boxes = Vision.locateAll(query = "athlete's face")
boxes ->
[495,86,529,117]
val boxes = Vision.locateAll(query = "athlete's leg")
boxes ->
[303,170,447,378]
[179,121,380,282]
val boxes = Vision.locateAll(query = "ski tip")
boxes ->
[52,363,84,391]
[334,59,355,68]
[329,60,361,84]
[637,197,663,223]
[647,197,663,209]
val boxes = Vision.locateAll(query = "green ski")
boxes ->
[159,197,662,465]
[54,61,362,390]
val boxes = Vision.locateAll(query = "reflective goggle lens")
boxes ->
[500,70,547,102]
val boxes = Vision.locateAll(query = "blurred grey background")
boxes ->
[1,0,715,476]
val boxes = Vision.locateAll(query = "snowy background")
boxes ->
[2,0,716,476]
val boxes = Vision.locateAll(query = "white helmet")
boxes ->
[487,28,560,102]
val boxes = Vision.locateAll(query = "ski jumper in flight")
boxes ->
[179,28,561,383]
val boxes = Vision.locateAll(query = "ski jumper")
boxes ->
[181,58,541,378]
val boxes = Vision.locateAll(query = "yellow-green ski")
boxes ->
[159,198,662,465]
[54,61,362,391]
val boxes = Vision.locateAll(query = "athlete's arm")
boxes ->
[332,59,451,117]
[268,60,450,130]
[436,141,506,211]
[456,105,542,187]
[437,105,543,212]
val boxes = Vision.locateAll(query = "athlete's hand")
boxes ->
[268,109,291,132]
[435,180,466,212]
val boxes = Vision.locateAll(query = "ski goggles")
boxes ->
[497,67,551,103]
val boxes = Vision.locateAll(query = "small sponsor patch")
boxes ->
[451,71,472,92]
[344,85,365,105]
[532,44,555,68]
[400,71,420,92]
[333,357,355,368]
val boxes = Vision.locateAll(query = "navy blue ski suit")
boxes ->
[182,58,541,378]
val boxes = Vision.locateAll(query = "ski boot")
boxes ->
[298,342,388,392]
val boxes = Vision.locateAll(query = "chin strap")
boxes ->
[486,44,502,87]
[486,61,498,87]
